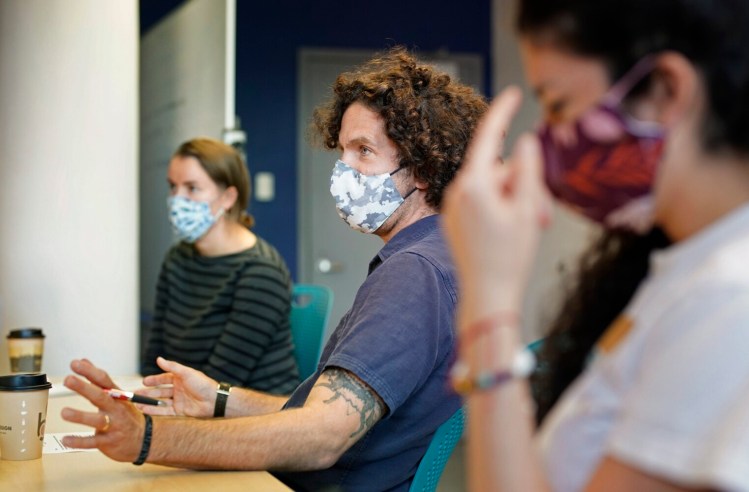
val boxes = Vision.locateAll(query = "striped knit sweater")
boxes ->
[142,237,300,394]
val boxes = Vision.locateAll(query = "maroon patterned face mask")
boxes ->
[537,57,665,228]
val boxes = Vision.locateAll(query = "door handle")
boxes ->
[317,258,344,274]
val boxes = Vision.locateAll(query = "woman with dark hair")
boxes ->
[142,137,299,395]
[443,0,749,490]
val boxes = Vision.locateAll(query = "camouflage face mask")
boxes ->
[329,159,414,234]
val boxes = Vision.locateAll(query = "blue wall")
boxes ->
[141,0,492,278]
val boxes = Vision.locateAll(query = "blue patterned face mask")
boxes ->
[329,159,415,234]
[167,195,224,243]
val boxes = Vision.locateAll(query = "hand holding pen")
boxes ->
[105,388,166,407]
[138,357,218,418]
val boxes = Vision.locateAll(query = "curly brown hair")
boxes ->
[312,47,488,209]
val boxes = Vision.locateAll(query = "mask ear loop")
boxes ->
[389,166,419,200]
[602,55,665,139]
[601,55,657,107]
[212,185,232,222]
[402,187,418,200]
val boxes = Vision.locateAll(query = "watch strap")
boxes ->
[213,381,232,417]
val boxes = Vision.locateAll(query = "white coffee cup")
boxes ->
[0,373,52,460]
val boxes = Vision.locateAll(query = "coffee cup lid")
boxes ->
[6,328,45,339]
[0,373,52,391]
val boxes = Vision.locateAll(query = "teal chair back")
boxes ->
[527,337,545,354]
[409,406,465,492]
[290,284,334,381]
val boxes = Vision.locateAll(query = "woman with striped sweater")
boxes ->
[142,137,299,395]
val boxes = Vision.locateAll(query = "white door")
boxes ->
[139,0,235,344]
[297,49,483,338]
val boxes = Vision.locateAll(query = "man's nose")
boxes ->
[338,156,359,172]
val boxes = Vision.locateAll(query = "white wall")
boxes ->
[0,0,139,375]
[492,0,598,341]
[139,0,229,323]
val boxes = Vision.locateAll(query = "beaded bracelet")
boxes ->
[450,348,536,395]
[451,311,534,395]
[132,414,153,466]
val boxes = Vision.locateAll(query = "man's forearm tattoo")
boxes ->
[319,368,384,438]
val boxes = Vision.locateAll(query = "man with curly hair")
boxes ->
[60,48,487,492]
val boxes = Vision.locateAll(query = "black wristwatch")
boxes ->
[214,381,232,417]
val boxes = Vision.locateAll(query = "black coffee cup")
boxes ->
[6,328,45,373]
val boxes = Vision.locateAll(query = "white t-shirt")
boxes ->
[537,203,749,492]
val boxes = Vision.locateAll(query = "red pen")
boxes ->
[104,388,165,406]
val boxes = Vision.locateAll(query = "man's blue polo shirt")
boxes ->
[274,214,461,492]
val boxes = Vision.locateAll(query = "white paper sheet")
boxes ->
[43,432,97,454]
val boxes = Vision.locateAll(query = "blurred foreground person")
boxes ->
[443,0,749,490]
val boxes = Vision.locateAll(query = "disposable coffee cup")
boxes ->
[7,328,45,373]
[0,373,52,460]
